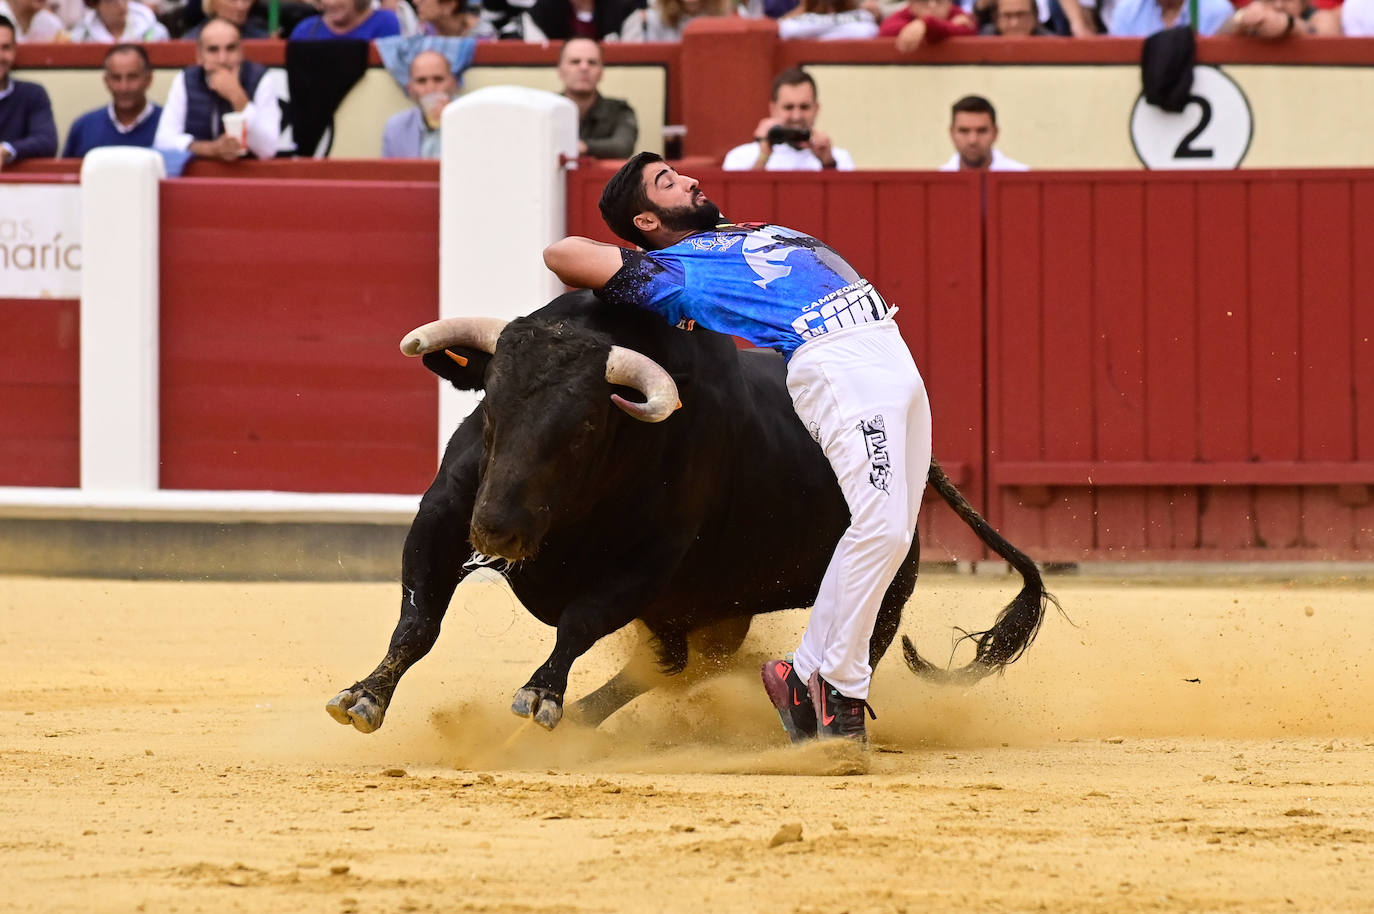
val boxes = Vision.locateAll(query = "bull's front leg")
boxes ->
[511,598,640,731]
[326,491,473,733]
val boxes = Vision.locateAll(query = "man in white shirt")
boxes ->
[154,17,281,162]
[722,67,854,172]
[938,94,1029,172]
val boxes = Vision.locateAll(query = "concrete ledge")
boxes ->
[0,517,409,581]
[0,487,420,525]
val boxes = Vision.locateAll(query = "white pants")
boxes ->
[785,319,931,700]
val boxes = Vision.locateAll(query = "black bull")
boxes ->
[327,290,1054,734]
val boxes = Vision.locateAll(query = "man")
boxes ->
[980,0,1054,34]
[1108,0,1232,35]
[722,67,852,172]
[543,153,932,745]
[558,36,636,159]
[0,14,58,169]
[939,94,1028,171]
[62,43,161,158]
[382,50,457,159]
[154,17,281,162]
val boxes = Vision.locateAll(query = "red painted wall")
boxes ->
[984,171,1374,560]
[157,177,441,493]
[0,298,80,487]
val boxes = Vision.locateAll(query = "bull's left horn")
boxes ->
[399,317,509,357]
[605,346,680,423]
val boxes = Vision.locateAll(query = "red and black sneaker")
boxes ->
[808,672,876,744]
[761,657,817,743]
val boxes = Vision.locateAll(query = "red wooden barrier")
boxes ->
[157,177,441,493]
[567,164,988,561]
[0,298,80,487]
[985,170,1374,560]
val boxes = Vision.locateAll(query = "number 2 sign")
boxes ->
[1129,66,1254,170]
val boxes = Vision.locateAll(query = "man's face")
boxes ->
[197,20,243,72]
[104,49,151,111]
[995,0,1037,35]
[638,163,722,243]
[407,51,457,102]
[0,26,14,88]
[907,0,953,18]
[95,0,129,29]
[321,0,360,25]
[557,38,603,95]
[214,0,255,25]
[768,82,818,131]
[950,111,998,169]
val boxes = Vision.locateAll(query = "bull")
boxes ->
[326,290,1052,734]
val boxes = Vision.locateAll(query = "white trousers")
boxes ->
[785,319,931,700]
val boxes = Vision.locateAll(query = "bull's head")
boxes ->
[400,316,680,560]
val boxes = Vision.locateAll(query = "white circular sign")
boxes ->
[1130,65,1253,170]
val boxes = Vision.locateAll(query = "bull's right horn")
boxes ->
[605,346,680,423]
[399,317,509,357]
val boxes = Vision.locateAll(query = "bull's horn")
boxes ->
[605,346,680,423]
[399,317,509,357]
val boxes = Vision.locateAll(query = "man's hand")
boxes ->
[190,134,244,162]
[206,67,249,110]
[807,127,837,168]
[895,18,928,53]
[0,146,11,171]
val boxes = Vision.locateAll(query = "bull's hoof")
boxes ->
[326,688,386,734]
[511,686,564,731]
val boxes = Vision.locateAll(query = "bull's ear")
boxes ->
[421,348,492,391]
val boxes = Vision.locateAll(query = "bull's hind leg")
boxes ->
[570,616,753,728]
[326,494,473,733]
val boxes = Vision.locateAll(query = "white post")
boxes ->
[79,148,165,492]
[437,86,579,458]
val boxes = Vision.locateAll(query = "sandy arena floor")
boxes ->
[4,571,1373,913]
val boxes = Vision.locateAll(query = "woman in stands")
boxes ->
[415,0,482,35]
[0,0,70,40]
[289,0,402,38]
[72,0,169,40]
[182,0,269,37]
[619,0,734,40]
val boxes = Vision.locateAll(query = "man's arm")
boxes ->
[7,85,59,161]
[154,72,194,152]
[543,237,628,290]
[242,70,284,160]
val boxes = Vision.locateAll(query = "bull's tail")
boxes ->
[902,457,1061,685]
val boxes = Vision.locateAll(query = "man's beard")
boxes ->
[655,198,724,235]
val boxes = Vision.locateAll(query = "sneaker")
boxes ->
[808,672,876,744]
[761,658,817,743]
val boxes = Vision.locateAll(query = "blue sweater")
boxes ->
[0,81,59,161]
[62,105,163,159]
[289,9,400,39]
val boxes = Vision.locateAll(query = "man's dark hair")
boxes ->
[105,43,152,71]
[0,14,15,38]
[951,94,997,124]
[770,67,817,102]
[599,151,664,249]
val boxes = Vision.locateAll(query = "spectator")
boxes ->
[183,0,269,38]
[1338,0,1373,33]
[72,0,169,40]
[0,0,70,40]
[620,0,731,40]
[1108,0,1232,35]
[778,0,880,37]
[722,67,852,171]
[559,36,636,159]
[155,17,281,160]
[980,0,1054,32]
[490,0,635,41]
[939,94,1027,171]
[1216,0,1314,35]
[62,43,160,156]
[879,0,976,51]
[0,14,58,167]
[289,0,402,38]
[415,0,483,34]
[381,48,453,157]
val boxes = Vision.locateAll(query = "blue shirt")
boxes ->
[289,9,401,40]
[1109,0,1233,36]
[62,103,162,158]
[600,224,891,359]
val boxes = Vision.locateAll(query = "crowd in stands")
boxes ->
[0,0,1369,171]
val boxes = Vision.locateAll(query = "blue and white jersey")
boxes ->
[600,223,892,359]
